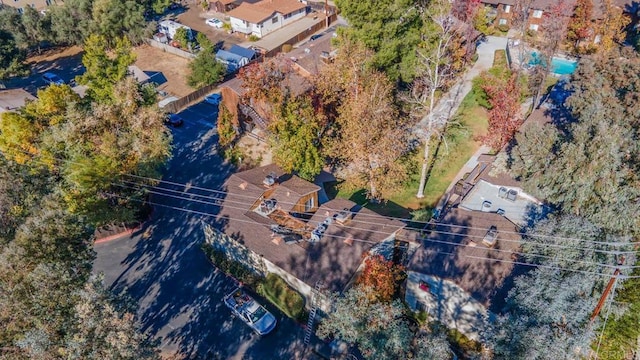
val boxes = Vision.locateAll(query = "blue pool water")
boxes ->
[528,52,578,75]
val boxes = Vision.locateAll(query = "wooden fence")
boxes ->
[145,38,196,59]
[162,83,217,113]
[263,13,338,58]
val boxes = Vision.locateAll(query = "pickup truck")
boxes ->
[224,287,277,335]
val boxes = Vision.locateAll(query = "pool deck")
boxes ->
[506,39,577,75]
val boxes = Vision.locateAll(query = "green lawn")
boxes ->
[257,273,306,322]
[328,90,488,218]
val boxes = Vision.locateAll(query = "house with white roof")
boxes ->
[227,0,307,38]
[404,155,548,341]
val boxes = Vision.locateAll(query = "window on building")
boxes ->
[272,16,278,24]
[529,23,539,31]
[499,18,507,25]
[504,5,511,13]
[304,197,314,212]
[416,301,427,312]
[532,9,543,18]
[284,13,291,19]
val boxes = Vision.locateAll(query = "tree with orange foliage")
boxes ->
[356,255,405,303]
[482,73,522,151]
[567,0,593,50]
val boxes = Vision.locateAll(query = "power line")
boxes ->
[2,142,631,249]
[104,191,640,278]
[124,173,632,248]
[113,179,638,262]
[2,145,637,268]
[593,274,620,359]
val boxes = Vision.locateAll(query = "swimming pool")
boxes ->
[528,52,578,75]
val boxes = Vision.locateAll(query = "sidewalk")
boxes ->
[413,36,509,138]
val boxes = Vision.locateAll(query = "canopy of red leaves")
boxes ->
[356,255,406,303]
[482,73,523,151]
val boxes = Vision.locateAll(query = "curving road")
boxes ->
[93,101,328,359]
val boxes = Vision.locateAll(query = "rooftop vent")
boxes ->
[263,172,277,187]
[257,198,277,215]
[506,189,518,201]
[498,187,508,198]
[309,217,331,243]
[482,226,498,247]
[335,208,354,225]
[481,201,492,212]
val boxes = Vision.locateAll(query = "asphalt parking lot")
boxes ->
[172,101,219,131]
[4,46,85,95]
[94,100,329,359]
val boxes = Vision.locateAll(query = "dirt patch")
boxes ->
[27,45,84,64]
[133,44,193,97]
[237,129,272,167]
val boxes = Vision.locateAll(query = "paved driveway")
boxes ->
[176,5,244,50]
[4,46,85,95]
[413,36,509,138]
[94,101,326,359]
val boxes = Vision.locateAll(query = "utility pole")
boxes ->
[590,256,625,323]
[324,0,330,28]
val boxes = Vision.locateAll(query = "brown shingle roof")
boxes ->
[233,163,320,196]
[227,2,275,24]
[227,0,306,23]
[289,32,334,76]
[408,209,522,306]
[462,154,522,189]
[215,169,405,293]
[0,89,36,112]
[481,0,515,5]
[257,0,306,14]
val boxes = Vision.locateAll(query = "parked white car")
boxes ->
[206,18,223,28]
[224,287,277,335]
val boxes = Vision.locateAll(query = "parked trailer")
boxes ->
[158,20,193,41]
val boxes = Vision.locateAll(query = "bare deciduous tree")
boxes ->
[411,0,460,199]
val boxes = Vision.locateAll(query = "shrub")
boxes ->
[217,103,237,147]
[201,243,261,286]
[492,49,508,68]
[497,24,510,33]
[248,34,260,42]
[281,44,293,53]
[257,273,306,321]
[471,74,492,109]
[447,327,483,358]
